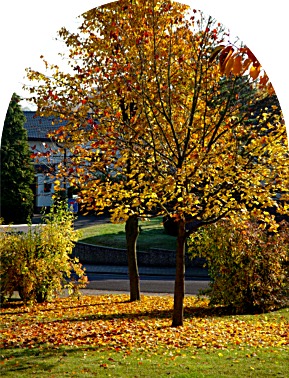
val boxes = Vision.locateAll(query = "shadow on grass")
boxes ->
[80,230,126,247]
[185,304,237,318]
[2,342,124,364]
[1,347,79,374]
[0,299,26,313]
[1,299,233,323]
[53,305,234,324]
[0,297,131,315]
[80,227,176,251]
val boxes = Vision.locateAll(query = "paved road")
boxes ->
[85,276,209,296]
[84,266,210,295]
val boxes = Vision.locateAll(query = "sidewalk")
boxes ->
[0,214,109,233]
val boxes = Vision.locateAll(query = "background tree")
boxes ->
[0,93,34,224]
[25,0,289,325]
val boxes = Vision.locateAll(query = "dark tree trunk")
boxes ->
[125,214,141,301]
[172,218,186,327]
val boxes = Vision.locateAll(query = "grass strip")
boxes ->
[79,217,177,251]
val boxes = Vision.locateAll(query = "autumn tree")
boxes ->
[0,93,34,224]
[25,0,289,326]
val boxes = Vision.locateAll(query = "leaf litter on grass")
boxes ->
[1,295,288,352]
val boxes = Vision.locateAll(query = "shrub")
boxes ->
[0,204,87,304]
[188,220,289,314]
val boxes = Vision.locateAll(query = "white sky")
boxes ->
[0,0,289,145]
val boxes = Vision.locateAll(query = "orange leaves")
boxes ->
[259,74,269,86]
[110,29,119,41]
[219,46,234,74]
[48,90,59,101]
[209,44,267,84]
[249,64,261,80]
[231,56,243,75]
[246,48,258,66]
[1,295,288,351]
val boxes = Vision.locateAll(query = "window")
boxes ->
[44,182,52,193]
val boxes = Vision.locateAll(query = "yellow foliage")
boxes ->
[24,0,288,283]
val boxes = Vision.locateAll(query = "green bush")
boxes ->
[188,220,289,314]
[0,204,87,304]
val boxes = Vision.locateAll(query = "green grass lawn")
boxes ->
[1,295,288,377]
[2,344,288,377]
[79,217,177,251]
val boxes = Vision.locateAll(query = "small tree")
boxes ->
[0,93,34,224]
[25,0,289,325]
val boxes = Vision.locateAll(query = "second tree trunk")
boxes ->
[125,214,141,301]
[172,218,186,327]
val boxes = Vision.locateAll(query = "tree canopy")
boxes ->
[25,0,289,325]
[0,93,34,224]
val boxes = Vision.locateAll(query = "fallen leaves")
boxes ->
[1,295,288,352]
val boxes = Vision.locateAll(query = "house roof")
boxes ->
[23,111,66,141]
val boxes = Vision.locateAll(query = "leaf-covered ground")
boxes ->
[1,295,288,352]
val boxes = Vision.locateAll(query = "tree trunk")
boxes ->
[125,214,141,301]
[172,218,186,327]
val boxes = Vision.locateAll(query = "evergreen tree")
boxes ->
[0,93,34,224]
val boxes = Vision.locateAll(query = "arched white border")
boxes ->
[0,0,288,145]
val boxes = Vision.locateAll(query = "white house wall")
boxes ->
[35,173,55,208]
[28,140,69,209]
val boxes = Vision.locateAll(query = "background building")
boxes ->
[23,111,66,211]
